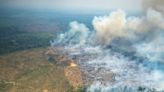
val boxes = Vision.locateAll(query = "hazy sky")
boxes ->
[1,0,142,11]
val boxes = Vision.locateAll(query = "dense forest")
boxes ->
[0,27,55,54]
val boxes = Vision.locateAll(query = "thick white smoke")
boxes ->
[92,9,164,45]
[51,8,164,91]
[92,10,127,46]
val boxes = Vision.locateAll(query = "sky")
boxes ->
[1,0,142,11]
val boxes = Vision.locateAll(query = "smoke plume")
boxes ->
[51,8,164,91]
[93,9,164,46]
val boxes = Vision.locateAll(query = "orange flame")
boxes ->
[70,62,77,67]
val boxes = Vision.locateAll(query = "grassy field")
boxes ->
[0,48,76,92]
